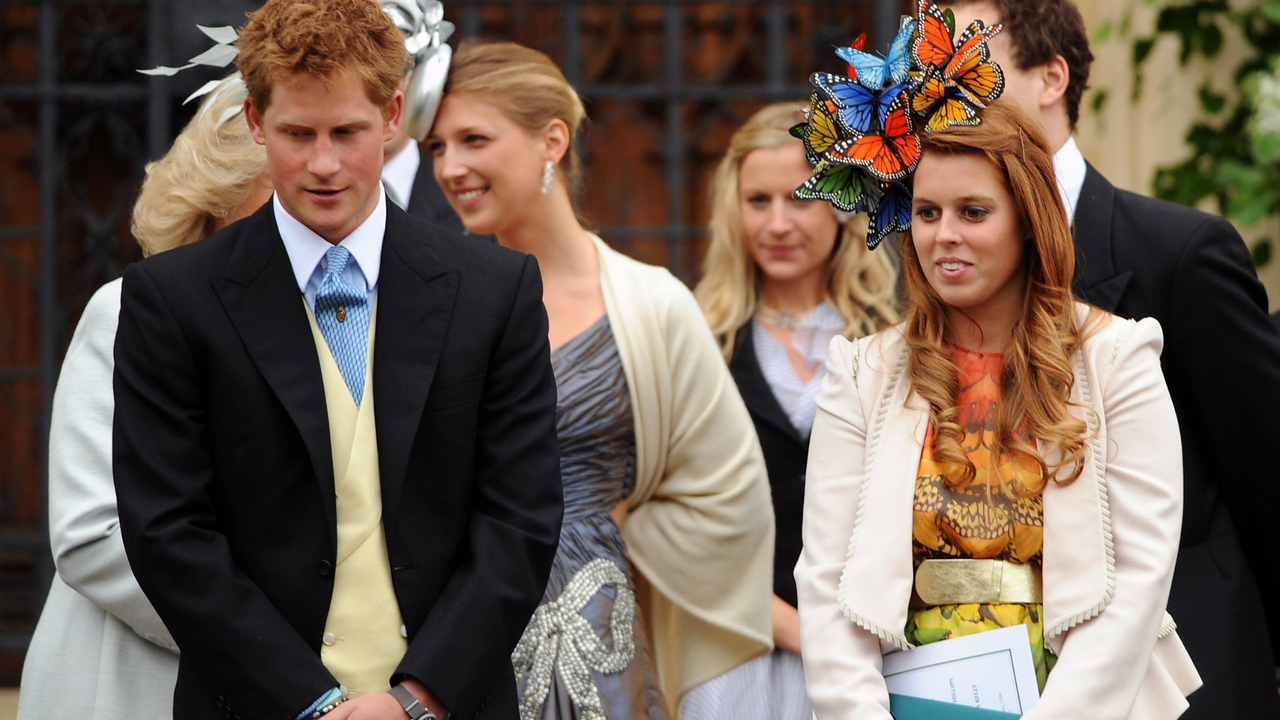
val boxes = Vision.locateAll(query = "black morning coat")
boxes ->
[406,158,465,233]
[729,326,807,610]
[1073,164,1280,719]
[112,200,564,720]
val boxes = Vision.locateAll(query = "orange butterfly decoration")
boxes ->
[824,95,921,182]
[910,0,1005,131]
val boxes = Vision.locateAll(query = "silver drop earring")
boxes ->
[541,160,555,195]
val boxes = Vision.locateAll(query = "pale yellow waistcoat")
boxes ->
[305,302,407,697]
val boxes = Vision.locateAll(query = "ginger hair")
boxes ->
[902,100,1096,495]
[696,102,900,358]
[236,0,411,115]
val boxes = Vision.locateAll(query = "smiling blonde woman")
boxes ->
[428,40,775,720]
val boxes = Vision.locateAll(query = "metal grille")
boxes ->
[449,1,903,281]
[0,0,901,676]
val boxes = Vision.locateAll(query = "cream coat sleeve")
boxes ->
[48,279,177,652]
[795,336,894,720]
[1030,318,1183,720]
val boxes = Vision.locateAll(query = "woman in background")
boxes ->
[694,102,897,720]
[428,40,775,720]
[18,74,272,720]
[796,101,1200,719]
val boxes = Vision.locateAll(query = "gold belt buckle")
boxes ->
[914,559,1042,605]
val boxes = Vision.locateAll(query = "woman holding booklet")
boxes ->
[792,89,1203,718]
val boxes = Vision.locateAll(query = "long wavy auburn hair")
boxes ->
[696,102,900,358]
[902,100,1097,495]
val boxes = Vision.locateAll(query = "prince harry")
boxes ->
[112,2,563,719]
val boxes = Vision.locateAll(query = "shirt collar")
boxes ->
[1053,136,1087,227]
[381,141,420,211]
[274,189,386,293]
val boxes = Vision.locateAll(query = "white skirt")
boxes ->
[678,648,812,720]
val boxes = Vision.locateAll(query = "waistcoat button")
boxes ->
[323,632,336,646]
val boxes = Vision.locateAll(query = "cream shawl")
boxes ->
[592,235,775,716]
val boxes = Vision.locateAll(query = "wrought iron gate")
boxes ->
[0,0,902,679]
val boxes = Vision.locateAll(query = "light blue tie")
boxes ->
[314,246,371,406]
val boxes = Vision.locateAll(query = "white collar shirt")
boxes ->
[381,141,420,211]
[751,301,846,437]
[1053,135,1087,227]
[275,189,386,312]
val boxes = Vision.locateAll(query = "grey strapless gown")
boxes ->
[513,316,669,720]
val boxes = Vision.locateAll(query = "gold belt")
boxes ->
[911,559,1043,606]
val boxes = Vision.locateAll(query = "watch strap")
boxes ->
[389,684,438,720]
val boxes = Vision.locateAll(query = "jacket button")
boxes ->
[318,560,333,576]
[216,695,225,708]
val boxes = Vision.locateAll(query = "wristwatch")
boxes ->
[389,684,440,720]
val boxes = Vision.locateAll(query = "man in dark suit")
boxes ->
[112,2,562,719]
[944,1,1280,716]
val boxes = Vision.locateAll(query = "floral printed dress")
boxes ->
[907,344,1056,691]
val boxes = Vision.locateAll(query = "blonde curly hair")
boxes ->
[130,74,267,257]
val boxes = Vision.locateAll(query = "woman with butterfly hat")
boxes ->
[17,72,271,720]
[426,40,776,720]
[693,101,899,720]
[794,3,1200,717]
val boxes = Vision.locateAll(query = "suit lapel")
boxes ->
[729,327,804,445]
[1072,164,1132,313]
[211,205,337,544]
[373,206,460,527]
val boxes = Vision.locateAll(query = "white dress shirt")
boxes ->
[381,141,420,211]
[274,190,385,310]
[750,301,845,437]
[1054,135,1087,227]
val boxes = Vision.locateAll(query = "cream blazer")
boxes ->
[20,279,179,720]
[795,307,1202,720]
[592,236,775,716]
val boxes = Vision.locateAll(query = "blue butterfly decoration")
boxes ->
[867,181,913,249]
[811,73,908,135]
[836,19,916,90]
[815,19,916,135]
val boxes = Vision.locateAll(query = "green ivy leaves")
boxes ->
[1131,0,1280,267]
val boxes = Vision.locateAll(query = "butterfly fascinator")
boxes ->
[791,0,1006,249]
